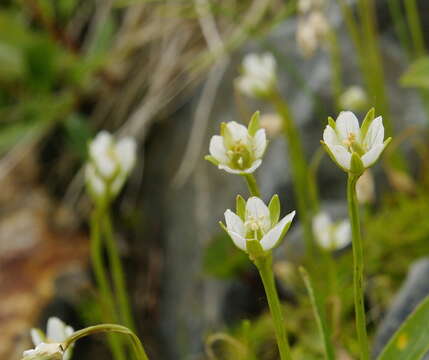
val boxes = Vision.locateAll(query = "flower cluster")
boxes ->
[205,112,267,174]
[296,0,329,57]
[322,110,391,175]
[236,53,277,98]
[221,195,295,253]
[23,317,74,360]
[312,211,351,250]
[85,131,137,202]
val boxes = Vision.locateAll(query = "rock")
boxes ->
[372,258,429,358]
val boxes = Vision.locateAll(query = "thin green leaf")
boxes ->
[299,267,335,360]
[377,295,429,360]
[401,57,429,89]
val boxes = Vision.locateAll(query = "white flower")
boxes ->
[86,131,137,200]
[322,110,391,174]
[236,53,277,98]
[206,112,267,174]
[27,317,74,360]
[221,195,295,252]
[339,86,368,111]
[312,212,351,250]
[296,11,329,57]
[22,343,64,360]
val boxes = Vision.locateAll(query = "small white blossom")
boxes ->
[86,131,137,200]
[222,196,295,252]
[322,110,391,175]
[22,342,64,360]
[296,10,329,57]
[312,212,351,250]
[206,113,267,174]
[339,86,368,111]
[236,53,277,98]
[26,317,74,360]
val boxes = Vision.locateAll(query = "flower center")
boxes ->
[342,132,365,155]
[227,141,252,170]
[244,215,267,240]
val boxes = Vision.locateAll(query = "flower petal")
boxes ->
[116,137,137,173]
[245,197,270,231]
[334,220,351,249]
[85,164,105,196]
[242,159,262,174]
[224,209,245,237]
[228,230,247,251]
[47,317,66,342]
[336,111,360,142]
[218,164,243,174]
[361,143,384,168]
[30,329,44,346]
[330,145,352,170]
[253,129,267,159]
[323,125,341,147]
[227,121,250,144]
[209,135,228,164]
[363,116,384,148]
[260,210,295,251]
[312,212,331,235]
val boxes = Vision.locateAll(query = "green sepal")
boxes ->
[219,221,228,234]
[328,116,336,129]
[221,122,234,149]
[360,107,375,138]
[247,239,266,261]
[248,111,260,136]
[204,155,219,166]
[320,141,349,173]
[268,194,280,226]
[236,195,246,220]
[350,152,364,176]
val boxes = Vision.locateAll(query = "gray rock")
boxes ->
[372,258,429,359]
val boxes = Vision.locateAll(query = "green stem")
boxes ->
[64,324,149,360]
[244,173,261,197]
[404,0,425,58]
[102,210,137,332]
[90,212,126,360]
[387,0,411,56]
[254,255,292,360]
[270,90,314,254]
[347,175,369,360]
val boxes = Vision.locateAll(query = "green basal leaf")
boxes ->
[377,295,429,360]
[248,111,260,136]
[401,57,429,89]
[236,195,246,220]
[360,107,375,138]
[300,267,335,360]
[268,194,280,226]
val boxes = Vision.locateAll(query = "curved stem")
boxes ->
[347,175,369,360]
[102,210,136,332]
[244,173,261,197]
[254,255,292,360]
[90,212,126,360]
[64,324,149,360]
